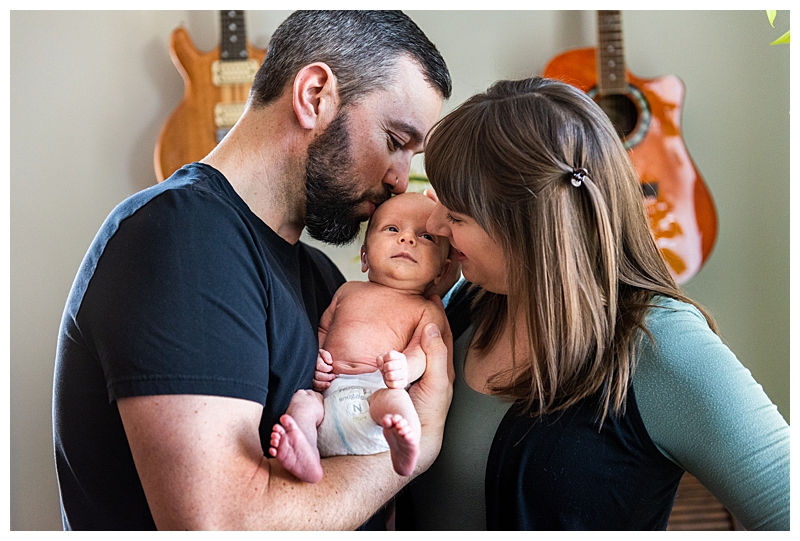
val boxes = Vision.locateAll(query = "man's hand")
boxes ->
[406,300,454,474]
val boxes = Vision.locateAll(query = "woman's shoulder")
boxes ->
[645,295,707,327]
[642,296,715,352]
[637,295,730,381]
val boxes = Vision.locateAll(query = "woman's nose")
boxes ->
[427,203,448,236]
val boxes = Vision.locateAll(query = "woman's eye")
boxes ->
[445,212,461,224]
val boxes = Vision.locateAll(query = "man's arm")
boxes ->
[117,321,453,530]
[118,394,403,530]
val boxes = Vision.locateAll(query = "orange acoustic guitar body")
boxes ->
[154,13,266,182]
[543,15,717,284]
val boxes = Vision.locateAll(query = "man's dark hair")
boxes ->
[250,11,451,107]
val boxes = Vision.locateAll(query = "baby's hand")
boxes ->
[313,349,336,392]
[377,350,409,389]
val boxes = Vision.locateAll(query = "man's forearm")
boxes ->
[121,394,424,530]
[254,453,409,530]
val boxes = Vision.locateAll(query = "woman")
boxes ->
[397,77,789,530]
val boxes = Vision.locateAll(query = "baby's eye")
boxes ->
[421,233,435,242]
[386,226,399,232]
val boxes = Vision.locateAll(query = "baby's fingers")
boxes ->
[378,351,409,389]
[316,350,334,372]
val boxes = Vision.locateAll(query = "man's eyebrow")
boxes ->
[389,121,425,146]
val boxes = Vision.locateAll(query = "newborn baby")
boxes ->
[269,192,451,482]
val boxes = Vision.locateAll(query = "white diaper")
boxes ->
[317,370,390,457]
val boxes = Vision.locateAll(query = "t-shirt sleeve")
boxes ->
[633,299,790,530]
[77,186,271,404]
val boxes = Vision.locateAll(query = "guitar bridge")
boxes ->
[212,59,259,86]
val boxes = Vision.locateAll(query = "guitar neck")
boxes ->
[220,10,248,61]
[212,11,258,89]
[596,10,628,95]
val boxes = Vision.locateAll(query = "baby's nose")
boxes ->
[399,232,415,244]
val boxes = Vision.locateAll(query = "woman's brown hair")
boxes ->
[425,77,716,422]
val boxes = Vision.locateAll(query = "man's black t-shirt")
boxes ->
[53,163,345,530]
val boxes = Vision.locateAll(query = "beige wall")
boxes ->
[9,10,790,530]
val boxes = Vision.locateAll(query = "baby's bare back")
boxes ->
[321,281,432,375]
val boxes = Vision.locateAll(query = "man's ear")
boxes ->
[292,62,338,131]
[433,258,452,285]
[360,245,370,273]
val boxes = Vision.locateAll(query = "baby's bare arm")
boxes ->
[317,290,340,349]
[314,288,343,391]
[401,301,448,384]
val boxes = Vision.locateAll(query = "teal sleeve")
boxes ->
[632,298,790,531]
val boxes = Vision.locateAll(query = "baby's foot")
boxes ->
[269,414,324,483]
[381,413,420,477]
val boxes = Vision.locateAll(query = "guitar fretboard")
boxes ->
[220,10,248,61]
[596,10,627,95]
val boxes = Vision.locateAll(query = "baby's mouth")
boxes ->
[392,252,417,263]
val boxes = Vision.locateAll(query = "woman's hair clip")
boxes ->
[570,167,589,187]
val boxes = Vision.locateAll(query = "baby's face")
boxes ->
[362,193,450,291]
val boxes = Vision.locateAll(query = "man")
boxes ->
[53,11,453,530]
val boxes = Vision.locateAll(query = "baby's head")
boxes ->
[361,192,451,293]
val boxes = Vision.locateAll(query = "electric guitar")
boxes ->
[543,11,717,283]
[154,10,266,182]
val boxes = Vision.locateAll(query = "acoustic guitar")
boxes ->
[154,10,266,182]
[543,10,717,284]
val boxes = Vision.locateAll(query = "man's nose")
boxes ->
[386,171,410,195]
[385,153,412,194]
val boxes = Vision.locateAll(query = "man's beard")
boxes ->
[304,111,390,246]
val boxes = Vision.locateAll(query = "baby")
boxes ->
[269,192,451,483]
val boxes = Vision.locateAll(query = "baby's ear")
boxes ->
[433,257,452,285]
[360,245,369,273]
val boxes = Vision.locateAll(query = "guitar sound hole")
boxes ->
[595,94,639,140]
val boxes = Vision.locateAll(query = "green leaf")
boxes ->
[767,10,777,28]
[770,30,790,45]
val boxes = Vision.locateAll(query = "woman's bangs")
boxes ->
[425,104,487,218]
